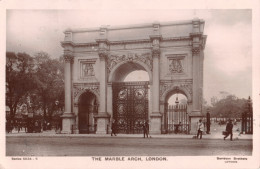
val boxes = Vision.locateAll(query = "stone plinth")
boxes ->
[95,113,110,134]
[61,113,75,134]
[189,110,203,135]
[150,112,162,134]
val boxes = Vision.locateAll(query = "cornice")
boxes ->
[73,82,100,86]
[61,36,193,48]
[64,19,203,33]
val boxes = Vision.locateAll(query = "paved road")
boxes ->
[6,136,252,156]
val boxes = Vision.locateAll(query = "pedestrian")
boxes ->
[6,120,12,133]
[175,122,181,134]
[224,119,233,141]
[143,121,149,138]
[17,121,21,133]
[197,119,204,139]
[111,119,117,136]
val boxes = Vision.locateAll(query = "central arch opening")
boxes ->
[111,62,150,134]
[164,90,189,134]
[124,70,149,82]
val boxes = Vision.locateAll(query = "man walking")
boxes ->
[224,119,233,141]
[197,119,204,139]
[111,120,117,136]
[143,121,149,138]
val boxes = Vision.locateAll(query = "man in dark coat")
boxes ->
[143,121,149,138]
[224,120,233,141]
[111,120,117,136]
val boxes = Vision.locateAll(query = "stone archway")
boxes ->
[107,60,151,134]
[162,85,192,104]
[108,59,153,83]
[78,91,98,134]
[160,86,193,134]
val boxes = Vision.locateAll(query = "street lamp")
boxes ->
[206,108,210,134]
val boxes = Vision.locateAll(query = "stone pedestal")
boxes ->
[150,113,162,134]
[189,110,203,135]
[95,113,110,134]
[61,113,75,134]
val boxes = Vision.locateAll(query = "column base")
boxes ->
[189,110,203,135]
[61,113,75,134]
[73,129,79,134]
[150,112,162,134]
[94,112,110,134]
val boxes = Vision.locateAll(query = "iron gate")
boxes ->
[165,104,189,134]
[112,81,149,134]
[241,97,253,134]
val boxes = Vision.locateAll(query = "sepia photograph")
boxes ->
[1,0,260,169]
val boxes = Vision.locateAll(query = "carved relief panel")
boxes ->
[79,59,97,80]
[167,55,185,74]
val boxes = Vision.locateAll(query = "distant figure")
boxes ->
[6,120,12,133]
[224,120,233,141]
[197,119,204,139]
[17,121,22,133]
[143,121,149,138]
[111,120,117,136]
[175,122,182,134]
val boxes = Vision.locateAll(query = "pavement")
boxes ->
[6,129,252,140]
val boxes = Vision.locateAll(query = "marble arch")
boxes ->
[60,18,207,134]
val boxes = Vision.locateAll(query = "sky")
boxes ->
[6,9,252,104]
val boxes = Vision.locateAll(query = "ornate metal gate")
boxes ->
[112,81,149,134]
[165,104,189,134]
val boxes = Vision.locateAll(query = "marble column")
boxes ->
[189,18,204,134]
[152,49,160,113]
[95,48,110,134]
[61,54,75,134]
[150,37,162,134]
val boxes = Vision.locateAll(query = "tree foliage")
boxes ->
[209,94,248,118]
[6,51,64,121]
[33,52,64,120]
[6,52,35,119]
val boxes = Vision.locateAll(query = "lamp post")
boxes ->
[247,96,253,134]
[206,108,210,134]
[174,93,179,133]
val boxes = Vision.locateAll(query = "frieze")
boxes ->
[73,83,100,101]
[107,52,152,72]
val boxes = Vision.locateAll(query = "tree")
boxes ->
[201,98,211,116]
[33,52,64,121]
[6,52,35,121]
[210,94,248,118]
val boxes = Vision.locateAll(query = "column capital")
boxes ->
[152,48,160,58]
[192,47,201,55]
[64,54,74,63]
[98,50,109,61]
